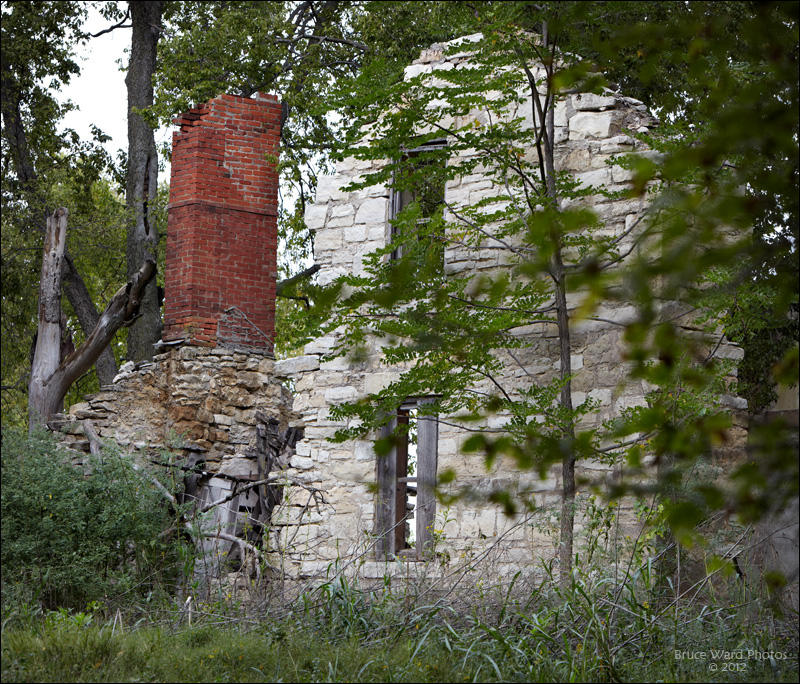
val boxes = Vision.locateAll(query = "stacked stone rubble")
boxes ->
[58,345,297,579]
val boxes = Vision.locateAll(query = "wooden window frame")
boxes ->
[375,397,439,560]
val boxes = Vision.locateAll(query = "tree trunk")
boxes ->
[546,74,577,588]
[532,21,577,587]
[555,260,576,588]
[125,0,163,362]
[29,208,69,429]
[29,208,157,432]
[62,252,118,385]
[0,61,36,185]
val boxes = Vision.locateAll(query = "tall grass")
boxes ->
[2,560,796,683]
[1,429,796,681]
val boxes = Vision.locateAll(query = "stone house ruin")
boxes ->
[58,37,749,586]
[271,36,747,580]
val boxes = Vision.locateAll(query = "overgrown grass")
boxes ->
[2,569,797,683]
[1,429,796,682]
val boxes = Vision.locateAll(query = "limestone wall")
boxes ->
[272,37,748,581]
[62,346,292,458]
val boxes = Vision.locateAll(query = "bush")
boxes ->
[1,429,186,611]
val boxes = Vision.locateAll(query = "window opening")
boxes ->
[390,141,447,267]
[376,397,439,560]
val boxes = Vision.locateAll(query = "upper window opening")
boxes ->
[390,141,447,266]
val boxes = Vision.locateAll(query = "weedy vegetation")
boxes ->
[2,430,796,683]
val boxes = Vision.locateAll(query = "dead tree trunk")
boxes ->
[29,208,69,430]
[62,252,119,385]
[28,208,156,432]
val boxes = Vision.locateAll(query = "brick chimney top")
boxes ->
[163,93,281,352]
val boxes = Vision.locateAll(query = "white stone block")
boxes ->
[476,509,496,536]
[554,99,574,127]
[315,228,342,252]
[326,215,354,228]
[611,165,634,183]
[304,203,328,228]
[569,111,617,139]
[444,185,471,207]
[331,203,354,218]
[444,32,483,49]
[354,441,375,461]
[331,460,372,481]
[404,62,433,80]
[274,355,320,376]
[291,456,315,470]
[319,356,351,371]
[334,156,359,173]
[316,267,347,287]
[355,197,387,224]
[600,135,635,153]
[574,167,613,190]
[571,93,616,111]
[588,388,612,406]
[366,183,389,197]
[715,345,744,361]
[720,394,748,410]
[344,224,367,242]
[637,149,665,163]
[487,414,511,429]
[438,437,457,455]
[609,305,638,325]
[316,174,347,202]
[218,457,257,479]
[324,385,358,402]
[303,336,337,355]
[614,394,645,412]
[367,225,387,242]
[364,372,396,395]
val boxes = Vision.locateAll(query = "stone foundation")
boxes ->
[58,344,297,581]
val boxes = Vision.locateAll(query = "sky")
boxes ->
[59,4,171,170]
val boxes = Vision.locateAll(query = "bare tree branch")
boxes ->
[91,8,132,38]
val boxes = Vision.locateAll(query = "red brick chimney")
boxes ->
[163,93,281,352]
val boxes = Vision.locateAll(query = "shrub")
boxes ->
[1,429,186,611]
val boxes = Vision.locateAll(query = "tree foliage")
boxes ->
[1,0,130,426]
[308,0,798,562]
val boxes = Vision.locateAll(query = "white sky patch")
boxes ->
[59,4,171,175]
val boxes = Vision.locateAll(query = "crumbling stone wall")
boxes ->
[58,91,293,583]
[273,36,748,581]
[58,345,298,581]
[63,347,290,458]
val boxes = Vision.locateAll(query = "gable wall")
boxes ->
[272,38,747,581]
